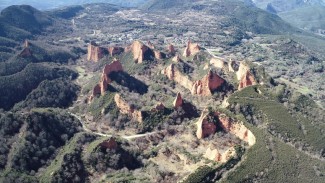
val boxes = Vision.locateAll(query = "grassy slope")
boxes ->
[222,86,325,182]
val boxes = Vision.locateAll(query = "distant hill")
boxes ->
[251,0,325,34]
[0,0,149,11]
[279,5,325,33]
[143,0,297,35]
[252,0,325,13]
[0,5,52,40]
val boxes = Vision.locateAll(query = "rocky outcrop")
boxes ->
[87,42,105,62]
[197,111,256,162]
[162,65,225,96]
[162,64,194,90]
[217,113,256,146]
[19,40,32,58]
[183,40,200,57]
[127,40,152,63]
[167,44,176,56]
[228,60,238,72]
[114,94,143,123]
[89,60,123,100]
[196,113,217,139]
[210,58,226,69]
[239,71,256,90]
[236,62,256,90]
[108,46,124,57]
[196,111,256,146]
[154,50,163,60]
[204,147,236,163]
[172,55,182,63]
[173,93,183,108]
[191,70,225,96]
[147,41,155,49]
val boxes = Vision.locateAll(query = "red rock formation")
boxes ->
[217,113,256,146]
[100,138,118,150]
[127,40,151,63]
[147,41,155,49]
[228,60,238,72]
[236,62,256,90]
[196,111,256,146]
[183,40,200,57]
[172,55,182,63]
[238,71,256,90]
[167,44,176,55]
[196,113,217,139]
[191,70,225,96]
[162,64,194,90]
[154,50,163,60]
[108,46,124,57]
[173,93,183,108]
[89,60,123,100]
[19,40,32,58]
[87,42,105,62]
[114,94,143,123]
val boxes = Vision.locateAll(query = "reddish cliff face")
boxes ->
[196,111,256,146]
[217,113,256,146]
[162,64,194,90]
[114,94,143,122]
[89,60,123,100]
[173,93,183,108]
[238,71,256,90]
[108,46,124,56]
[19,40,32,58]
[167,44,176,55]
[236,62,256,90]
[172,55,182,63]
[196,113,217,139]
[127,40,151,63]
[162,65,225,96]
[87,42,105,62]
[228,60,238,72]
[154,50,163,60]
[183,40,200,57]
[191,70,225,96]
[147,41,155,49]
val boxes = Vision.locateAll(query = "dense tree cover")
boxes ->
[88,141,142,172]
[14,78,80,110]
[10,110,81,174]
[0,63,78,110]
[0,5,52,40]
[1,171,37,183]
[49,5,84,19]
[26,42,78,64]
[0,58,30,76]
[51,148,87,183]
[0,113,24,169]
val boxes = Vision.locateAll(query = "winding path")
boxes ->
[69,112,156,140]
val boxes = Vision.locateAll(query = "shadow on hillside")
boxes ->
[109,71,148,95]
